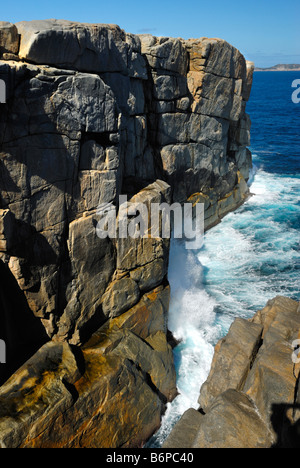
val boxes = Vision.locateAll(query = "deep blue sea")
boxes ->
[148,71,300,447]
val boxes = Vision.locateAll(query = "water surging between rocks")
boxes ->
[147,156,300,447]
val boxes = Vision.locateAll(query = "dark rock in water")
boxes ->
[0,19,254,447]
[164,296,300,449]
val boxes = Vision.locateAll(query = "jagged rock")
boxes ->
[58,213,116,343]
[185,38,246,79]
[130,258,167,292]
[51,73,119,134]
[199,318,263,412]
[0,209,16,252]
[187,71,243,121]
[139,35,188,75]
[165,297,300,448]
[102,72,145,116]
[116,180,171,273]
[244,297,300,443]
[243,61,255,101]
[152,72,188,101]
[0,259,50,386]
[102,277,140,318]
[0,341,81,448]
[16,20,147,78]
[0,286,176,448]
[193,390,274,448]
[0,22,19,57]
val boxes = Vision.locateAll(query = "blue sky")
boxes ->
[1,0,299,67]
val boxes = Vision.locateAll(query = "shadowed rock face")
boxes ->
[0,20,253,447]
[164,297,300,449]
[0,286,176,448]
[0,259,49,385]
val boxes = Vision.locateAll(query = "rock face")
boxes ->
[0,286,176,448]
[164,296,300,449]
[0,22,19,57]
[0,20,253,447]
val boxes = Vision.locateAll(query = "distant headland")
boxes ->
[255,64,300,71]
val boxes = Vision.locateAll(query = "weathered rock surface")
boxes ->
[199,317,263,412]
[0,20,253,447]
[164,296,300,448]
[196,389,273,448]
[0,285,176,448]
[0,22,19,57]
[163,408,204,449]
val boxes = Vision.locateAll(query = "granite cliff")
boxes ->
[0,20,253,448]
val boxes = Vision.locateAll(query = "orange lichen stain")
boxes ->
[187,192,209,207]
[145,289,159,303]
[218,191,234,203]
[84,290,163,352]
[75,352,118,394]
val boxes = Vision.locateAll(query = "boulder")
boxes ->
[139,35,188,75]
[199,318,263,412]
[0,209,16,252]
[16,20,147,78]
[102,277,140,318]
[0,22,19,56]
[244,297,300,441]
[164,297,300,449]
[0,341,81,448]
[243,61,255,101]
[163,409,204,448]
[193,390,273,448]
[0,285,176,448]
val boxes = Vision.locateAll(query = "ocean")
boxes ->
[147,71,300,447]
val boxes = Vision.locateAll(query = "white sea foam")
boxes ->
[147,165,299,448]
[146,239,216,447]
